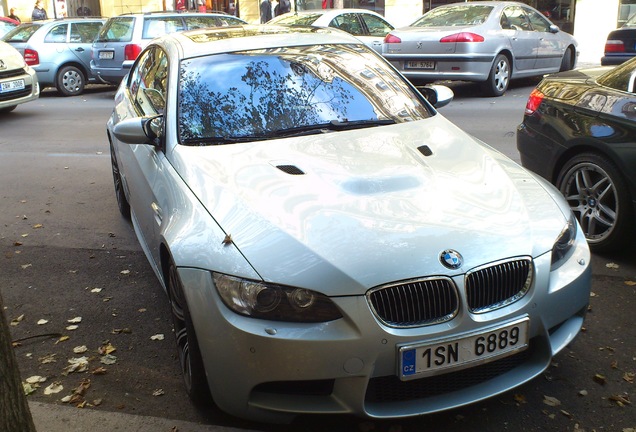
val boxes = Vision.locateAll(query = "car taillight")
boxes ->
[124,44,142,60]
[23,48,39,66]
[384,34,401,44]
[604,40,625,53]
[525,88,544,115]
[440,32,485,43]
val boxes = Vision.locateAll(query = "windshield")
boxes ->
[268,13,322,26]
[95,17,134,42]
[2,24,40,42]
[410,5,494,27]
[597,58,636,91]
[178,44,433,145]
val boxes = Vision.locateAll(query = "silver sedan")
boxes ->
[383,1,578,96]
[108,25,590,423]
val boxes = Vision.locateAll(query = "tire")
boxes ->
[481,53,510,97]
[556,153,634,253]
[167,259,212,403]
[0,105,17,113]
[55,65,85,96]
[110,142,131,219]
[560,47,573,72]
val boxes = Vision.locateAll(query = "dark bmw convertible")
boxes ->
[517,58,636,253]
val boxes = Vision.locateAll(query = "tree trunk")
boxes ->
[0,293,37,432]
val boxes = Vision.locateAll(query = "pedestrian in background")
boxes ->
[276,0,290,16]
[8,7,20,22]
[260,0,272,23]
[31,0,47,21]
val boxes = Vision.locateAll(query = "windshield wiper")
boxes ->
[182,136,261,146]
[266,119,396,138]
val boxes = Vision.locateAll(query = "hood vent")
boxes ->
[276,164,305,175]
[418,145,433,157]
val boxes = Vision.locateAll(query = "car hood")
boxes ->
[171,115,566,295]
[0,41,26,70]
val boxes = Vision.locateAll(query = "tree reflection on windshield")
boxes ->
[177,45,429,145]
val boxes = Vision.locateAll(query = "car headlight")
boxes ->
[213,273,342,323]
[551,214,577,270]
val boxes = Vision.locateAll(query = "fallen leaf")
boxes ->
[609,394,631,406]
[560,410,573,418]
[120,269,130,275]
[26,375,47,384]
[66,325,79,331]
[73,346,88,354]
[578,389,588,396]
[10,314,25,326]
[543,395,561,407]
[44,382,64,395]
[23,383,37,396]
[67,317,82,324]
[111,328,131,334]
[625,280,636,286]
[21,263,32,269]
[606,262,619,269]
[32,224,43,229]
[100,354,117,365]
[55,335,70,344]
[150,334,164,341]
[513,393,527,404]
[39,354,57,364]
[152,388,165,396]
[90,288,102,293]
[593,374,606,385]
[611,360,619,369]
[91,367,107,375]
[37,319,49,325]
[98,342,116,355]
[63,357,89,375]
[623,372,635,383]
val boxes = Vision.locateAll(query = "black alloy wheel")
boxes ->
[167,260,211,403]
[109,142,131,219]
[556,153,634,252]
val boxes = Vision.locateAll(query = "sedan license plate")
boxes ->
[406,60,435,70]
[1,79,25,93]
[399,317,529,380]
[99,51,114,60]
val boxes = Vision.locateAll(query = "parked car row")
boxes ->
[0,12,246,96]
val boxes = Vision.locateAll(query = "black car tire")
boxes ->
[0,105,17,113]
[110,142,131,219]
[167,259,212,404]
[482,54,510,97]
[560,47,573,72]
[56,65,85,96]
[556,152,634,253]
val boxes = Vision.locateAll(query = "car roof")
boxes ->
[156,24,363,58]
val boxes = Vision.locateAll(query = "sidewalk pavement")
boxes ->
[29,401,258,432]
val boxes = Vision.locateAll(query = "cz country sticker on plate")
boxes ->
[398,317,529,380]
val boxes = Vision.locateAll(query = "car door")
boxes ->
[524,6,563,71]
[501,5,537,72]
[68,21,103,73]
[359,13,394,54]
[117,46,169,268]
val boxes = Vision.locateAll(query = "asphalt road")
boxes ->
[1,83,635,432]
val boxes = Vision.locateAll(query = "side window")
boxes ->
[331,14,363,36]
[360,14,393,37]
[128,47,169,116]
[525,8,551,32]
[70,22,103,43]
[143,18,185,39]
[505,6,531,31]
[44,24,68,43]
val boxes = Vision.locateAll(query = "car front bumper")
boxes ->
[0,65,39,110]
[177,230,591,423]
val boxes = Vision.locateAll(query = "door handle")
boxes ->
[75,47,85,52]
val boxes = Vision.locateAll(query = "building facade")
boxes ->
[0,0,631,63]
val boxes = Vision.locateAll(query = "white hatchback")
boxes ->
[0,41,39,113]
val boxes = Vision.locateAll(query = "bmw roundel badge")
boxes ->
[440,249,463,269]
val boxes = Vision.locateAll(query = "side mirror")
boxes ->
[549,24,560,33]
[112,115,163,146]
[419,84,454,109]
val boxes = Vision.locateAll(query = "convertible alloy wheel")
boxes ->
[482,54,510,97]
[557,153,633,252]
[167,260,211,403]
[56,65,85,96]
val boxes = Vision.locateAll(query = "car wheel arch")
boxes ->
[551,139,626,185]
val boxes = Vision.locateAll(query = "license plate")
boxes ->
[99,51,114,60]
[1,79,25,93]
[406,60,435,70]
[399,317,529,380]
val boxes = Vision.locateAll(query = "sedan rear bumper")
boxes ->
[384,54,494,83]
